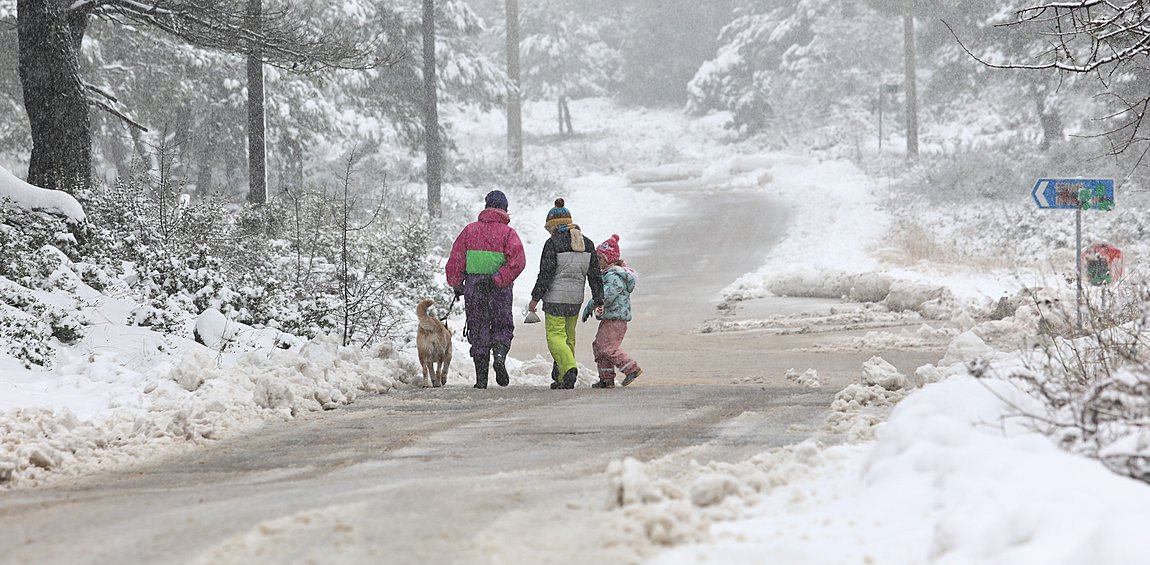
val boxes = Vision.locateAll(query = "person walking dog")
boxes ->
[446,190,526,388]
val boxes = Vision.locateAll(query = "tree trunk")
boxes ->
[1039,111,1063,151]
[1032,88,1064,151]
[902,0,918,157]
[17,0,92,193]
[558,95,573,135]
[195,130,216,197]
[284,136,304,189]
[422,0,443,218]
[246,0,268,205]
[505,0,523,171]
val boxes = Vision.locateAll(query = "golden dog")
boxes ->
[416,299,453,387]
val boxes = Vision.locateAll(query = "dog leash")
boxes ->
[440,293,458,324]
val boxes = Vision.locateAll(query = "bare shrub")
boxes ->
[976,285,1150,483]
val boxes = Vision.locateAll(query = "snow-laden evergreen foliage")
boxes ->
[0,205,90,367]
[519,7,620,102]
[688,0,899,141]
[70,169,441,347]
[0,0,506,195]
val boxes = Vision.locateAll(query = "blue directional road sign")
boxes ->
[1032,178,1114,210]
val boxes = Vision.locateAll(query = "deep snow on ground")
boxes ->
[3,97,1150,563]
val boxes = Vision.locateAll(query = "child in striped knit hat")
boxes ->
[528,199,604,389]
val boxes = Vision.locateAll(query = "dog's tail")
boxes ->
[416,299,440,332]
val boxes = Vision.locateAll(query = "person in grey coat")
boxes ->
[527,198,604,389]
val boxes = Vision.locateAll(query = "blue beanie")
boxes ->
[485,190,508,211]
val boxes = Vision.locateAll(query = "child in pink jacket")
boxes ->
[584,234,642,388]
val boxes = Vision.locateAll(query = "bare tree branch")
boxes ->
[88,96,149,131]
[84,82,149,131]
[945,2,1150,157]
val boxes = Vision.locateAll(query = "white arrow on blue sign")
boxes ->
[1031,178,1114,210]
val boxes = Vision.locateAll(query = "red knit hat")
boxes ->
[597,234,621,264]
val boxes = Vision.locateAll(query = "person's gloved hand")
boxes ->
[581,300,595,322]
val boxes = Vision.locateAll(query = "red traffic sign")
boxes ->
[1081,243,1123,286]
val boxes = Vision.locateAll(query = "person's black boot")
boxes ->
[550,362,561,389]
[561,367,578,389]
[473,353,490,389]
[492,342,510,387]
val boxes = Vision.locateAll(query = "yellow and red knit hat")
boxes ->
[545,198,573,234]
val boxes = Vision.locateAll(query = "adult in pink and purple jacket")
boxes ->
[445,190,526,388]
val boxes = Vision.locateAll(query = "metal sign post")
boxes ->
[1030,178,1115,331]
[1076,208,1082,330]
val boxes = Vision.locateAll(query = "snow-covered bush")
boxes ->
[980,292,1150,483]
[0,280,85,368]
[76,171,441,346]
[0,199,82,278]
[0,202,91,367]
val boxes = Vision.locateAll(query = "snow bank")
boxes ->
[0,164,85,224]
[722,155,885,301]
[0,335,417,485]
[194,307,302,352]
[648,375,1150,565]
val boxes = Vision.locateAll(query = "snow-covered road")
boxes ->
[0,385,833,564]
[0,172,947,564]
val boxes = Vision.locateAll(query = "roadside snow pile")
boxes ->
[825,356,912,441]
[649,376,1150,564]
[810,323,956,352]
[605,441,836,549]
[784,368,820,388]
[626,294,1150,563]
[700,302,923,334]
[0,334,418,485]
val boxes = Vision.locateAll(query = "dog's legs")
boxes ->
[440,344,453,386]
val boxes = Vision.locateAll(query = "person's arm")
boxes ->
[530,238,557,307]
[586,238,604,306]
[444,226,470,290]
[495,228,527,288]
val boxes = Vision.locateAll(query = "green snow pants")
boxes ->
[545,313,578,381]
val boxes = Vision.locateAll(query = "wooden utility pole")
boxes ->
[506,0,523,171]
[246,0,268,204]
[422,0,443,217]
[903,0,919,157]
